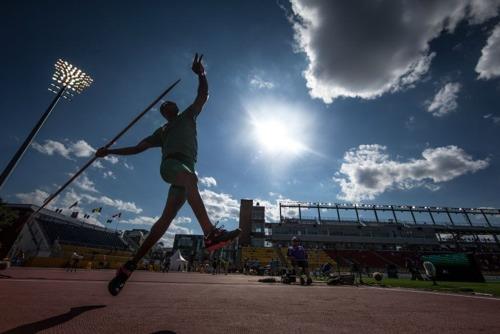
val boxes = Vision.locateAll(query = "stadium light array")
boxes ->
[0,59,93,190]
[48,59,93,99]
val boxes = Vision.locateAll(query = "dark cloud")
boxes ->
[289,0,500,103]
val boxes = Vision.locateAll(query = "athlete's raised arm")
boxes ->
[95,138,155,157]
[189,53,208,116]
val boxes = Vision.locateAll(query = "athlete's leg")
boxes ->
[131,186,186,264]
[173,171,213,234]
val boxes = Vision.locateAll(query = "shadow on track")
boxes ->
[1,305,106,334]
[150,331,176,334]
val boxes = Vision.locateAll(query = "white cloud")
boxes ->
[254,196,299,222]
[199,176,217,188]
[81,194,142,214]
[104,155,119,164]
[103,171,116,179]
[70,140,95,158]
[15,189,51,207]
[288,0,499,103]
[73,174,98,193]
[200,189,240,222]
[427,82,461,117]
[334,144,489,202]
[405,115,416,129]
[121,215,158,226]
[32,139,95,160]
[14,188,103,227]
[123,162,134,170]
[31,139,121,166]
[32,140,71,159]
[483,113,500,124]
[92,160,104,169]
[249,75,275,89]
[122,215,193,247]
[476,23,500,79]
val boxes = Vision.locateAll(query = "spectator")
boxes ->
[67,251,81,272]
[287,236,312,285]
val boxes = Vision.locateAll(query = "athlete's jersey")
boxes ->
[146,106,199,163]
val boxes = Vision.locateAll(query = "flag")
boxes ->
[68,201,78,209]
[106,219,113,224]
[112,212,122,218]
[92,207,102,213]
[84,214,90,219]
[70,212,79,218]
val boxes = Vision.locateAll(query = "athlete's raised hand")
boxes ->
[191,53,205,76]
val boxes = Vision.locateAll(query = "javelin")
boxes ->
[29,78,181,219]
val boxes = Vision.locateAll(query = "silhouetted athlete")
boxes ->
[97,54,241,296]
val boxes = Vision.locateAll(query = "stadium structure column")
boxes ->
[238,199,253,246]
[279,202,282,221]
[445,208,455,226]
[390,205,399,223]
[480,209,500,245]
[427,208,437,225]
[372,205,380,223]
[409,207,417,224]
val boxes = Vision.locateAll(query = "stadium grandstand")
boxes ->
[5,204,133,269]
[238,199,500,275]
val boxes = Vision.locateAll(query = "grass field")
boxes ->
[363,277,500,297]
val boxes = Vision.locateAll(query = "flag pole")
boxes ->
[26,79,181,222]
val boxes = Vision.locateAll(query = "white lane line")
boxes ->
[362,285,500,301]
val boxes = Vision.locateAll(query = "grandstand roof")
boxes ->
[278,201,500,228]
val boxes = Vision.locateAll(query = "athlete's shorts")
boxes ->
[160,157,196,198]
[292,259,309,269]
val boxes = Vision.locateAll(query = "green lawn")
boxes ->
[362,277,500,297]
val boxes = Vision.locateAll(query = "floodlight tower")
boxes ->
[0,59,93,191]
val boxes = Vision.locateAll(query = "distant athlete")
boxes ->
[96,54,241,296]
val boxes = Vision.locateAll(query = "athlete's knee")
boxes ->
[150,218,169,234]
[168,184,187,200]
[181,173,199,192]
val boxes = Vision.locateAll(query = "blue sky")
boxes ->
[1,1,500,245]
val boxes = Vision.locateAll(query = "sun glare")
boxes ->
[253,118,306,154]
[246,98,311,157]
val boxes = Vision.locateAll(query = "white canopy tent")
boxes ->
[169,249,188,272]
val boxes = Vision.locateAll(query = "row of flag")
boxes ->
[56,201,122,224]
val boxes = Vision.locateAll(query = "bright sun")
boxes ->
[252,118,306,155]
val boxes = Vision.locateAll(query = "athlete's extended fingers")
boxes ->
[198,54,203,64]
[193,53,198,64]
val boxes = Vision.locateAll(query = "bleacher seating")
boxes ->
[241,246,334,270]
[37,219,129,251]
[327,250,387,268]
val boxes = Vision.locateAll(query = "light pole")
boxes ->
[0,59,93,191]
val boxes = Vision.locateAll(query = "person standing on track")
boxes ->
[97,53,241,296]
[287,236,312,285]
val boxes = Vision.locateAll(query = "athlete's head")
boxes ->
[292,236,299,245]
[160,101,179,121]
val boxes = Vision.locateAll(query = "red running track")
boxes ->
[0,268,499,334]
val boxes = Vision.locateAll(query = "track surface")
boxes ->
[1,268,499,333]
